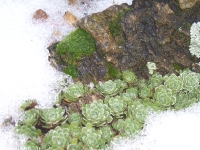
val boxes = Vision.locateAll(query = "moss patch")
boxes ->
[56,28,96,62]
[173,63,185,71]
[106,63,121,79]
[63,64,80,78]
[55,28,96,78]
[108,8,130,37]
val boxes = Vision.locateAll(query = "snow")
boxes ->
[0,0,200,150]
[110,104,200,150]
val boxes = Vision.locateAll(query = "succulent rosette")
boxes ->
[120,87,138,103]
[40,106,67,128]
[105,96,127,118]
[153,85,176,108]
[100,126,115,143]
[61,82,88,102]
[24,140,39,150]
[180,69,200,91]
[67,144,82,150]
[19,109,39,126]
[128,100,157,124]
[45,147,63,150]
[66,122,82,139]
[81,123,104,149]
[68,112,82,125]
[15,124,41,139]
[164,73,183,93]
[96,79,127,96]
[112,118,142,137]
[138,79,148,88]
[188,86,200,100]
[139,86,152,99]
[148,72,163,88]
[122,70,138,84]
[174,91,197,110]
[43,126,71,149]
[82,100,113,126]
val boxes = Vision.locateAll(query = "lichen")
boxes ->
[189,22,200,58]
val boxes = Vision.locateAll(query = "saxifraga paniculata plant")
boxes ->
[40,106,67,128]
[14,68,200,150]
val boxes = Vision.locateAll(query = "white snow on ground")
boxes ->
[0,0,200,150]
[110,103,200,150]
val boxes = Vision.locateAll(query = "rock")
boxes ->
[77,0,200,79]
[68,0,92,6]
[179,0,200,9]
[77,4,130,68]
[33,9,48,20]
[68,0,78,5]
[1,115,15,128]
[64,11,79,27]
[49,0,200,83]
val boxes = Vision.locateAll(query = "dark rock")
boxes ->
[77,0,200,79]
[48,0,200,83]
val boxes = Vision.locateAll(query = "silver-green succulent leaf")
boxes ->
[128,100,156,124]
[122,70,138,84]
[44,126,71,149]
[66,122,82,139]
[68,112,82,125]
[81,123,103,149]
[139,86,152,99]
[15,124,41,139]
[96,79,127,96]
[174,91,197,110]
[19,109,39,126]
[67,138,83,150]
[40,106,67,128]
[105,96,127,118]
[100,126,115,143]
[120,87,138,103]
[188,86,200,101]
[112,118,142,137]
[82,100,112,126]
[138,79,148,88]
[62,82,88,102]
[24,140,39,150]
[67,144,82,150]
[164,73,183,93]
[45,147,63,150]
[149,72,163,88]
[153,85,176,108]
[180,69,200,91]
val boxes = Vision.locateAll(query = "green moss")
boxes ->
[63,64,80,78]
[56,28,96,62]
[173,63,184,71]
[109,8,130,37]
[55,28,96,78]
[107,63,121,79]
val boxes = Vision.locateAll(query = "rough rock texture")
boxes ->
[33,9,48,20]
[68,0,78,5]
[49,0,200,83]
[179,0,200,9]
[63,11,78,27]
